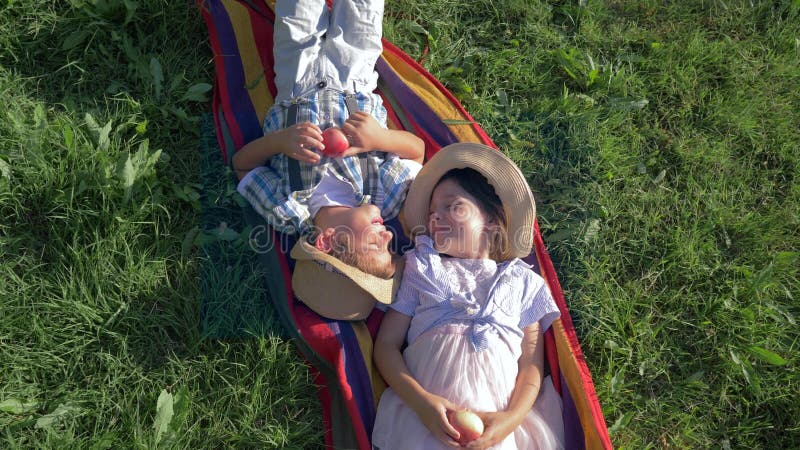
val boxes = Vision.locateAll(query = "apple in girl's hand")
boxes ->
[448,409,484,445]
[321,127,349,156]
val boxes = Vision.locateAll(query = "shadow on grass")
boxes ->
[196,113,286,340]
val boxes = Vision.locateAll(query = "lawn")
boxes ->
[1,0,798,448]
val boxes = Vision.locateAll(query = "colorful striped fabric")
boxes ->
[199,1,612,448]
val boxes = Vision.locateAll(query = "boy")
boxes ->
[233,0,424,279]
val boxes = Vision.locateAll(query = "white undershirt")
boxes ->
[307,167,360,217]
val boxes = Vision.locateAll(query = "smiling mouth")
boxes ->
[371,217,384,225]
[431,225,450,235]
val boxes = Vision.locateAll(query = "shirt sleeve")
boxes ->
[237,166,311,235]
[378,157,422,222]
[389,250,421,317]
[518,270,561,332]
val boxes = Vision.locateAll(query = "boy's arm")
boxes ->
[232,122,324,180]
[341,112,424,164]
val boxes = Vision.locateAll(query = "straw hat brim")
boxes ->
[403,142,536,259]
[290,239,403,321]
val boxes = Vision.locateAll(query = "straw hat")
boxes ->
[403,142,536,258]
[290,239,404,320]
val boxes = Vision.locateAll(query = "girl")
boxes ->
[372,143,565,449]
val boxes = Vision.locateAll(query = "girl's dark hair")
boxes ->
[435,168,512,261]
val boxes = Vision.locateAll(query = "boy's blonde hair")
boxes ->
[330,233,396,279]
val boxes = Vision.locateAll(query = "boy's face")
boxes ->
[326,204,394,273]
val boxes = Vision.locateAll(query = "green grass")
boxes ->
[1,0,798,448]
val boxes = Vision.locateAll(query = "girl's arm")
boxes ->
[465,322,544,450]
[340,112,424,163]
[232,122,324,180]
[374,309,462,447]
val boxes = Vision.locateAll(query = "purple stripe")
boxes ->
[376,59,458,147]
[208,0,262,143]
[523,251,542,275]
[217,109,235,164]
[561,372,586,450]
[335,320,377,435]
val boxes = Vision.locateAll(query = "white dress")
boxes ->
[372,238,565,449]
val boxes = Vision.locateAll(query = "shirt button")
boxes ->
[466,307,478,315]
[318,81,327,89]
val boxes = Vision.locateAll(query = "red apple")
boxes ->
[448,409,484,445]
[321,127,349,156]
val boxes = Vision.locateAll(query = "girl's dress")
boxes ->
[372,236,565,450]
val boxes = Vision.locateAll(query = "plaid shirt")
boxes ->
[237,89,418,235]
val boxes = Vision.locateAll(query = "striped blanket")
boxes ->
[199,1,612,448]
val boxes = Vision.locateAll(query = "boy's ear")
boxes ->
[315,228,336,253]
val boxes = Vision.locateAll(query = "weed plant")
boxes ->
[1,0,798,448]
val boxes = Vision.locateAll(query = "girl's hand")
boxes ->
[414,392,463,448]
[277,122,323,164]
[340,111,385,156]
[464,411,518,449]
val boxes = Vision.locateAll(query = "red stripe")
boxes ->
[534,220,612,448]
[201,0,246,151]
[545,327,561,393]
[366,309,384,338]
[246,5,278,100]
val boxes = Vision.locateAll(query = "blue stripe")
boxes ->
[334,321,377,434]
[208,0,261,143]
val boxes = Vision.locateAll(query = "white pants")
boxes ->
[274,0,384,104]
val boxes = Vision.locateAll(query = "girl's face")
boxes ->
[428,178,493,259]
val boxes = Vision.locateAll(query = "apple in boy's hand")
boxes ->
[321,127,349,156]
[448,409,484,445]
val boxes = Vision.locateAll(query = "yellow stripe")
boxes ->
[351,321,387,410]
[381,50,483,143]
[222,0,274,126]
[553,319,607,450]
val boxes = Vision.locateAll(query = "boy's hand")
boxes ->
[340,111,385,156]
[278,122,323,164]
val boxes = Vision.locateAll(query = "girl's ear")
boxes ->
[315,228,337,253]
